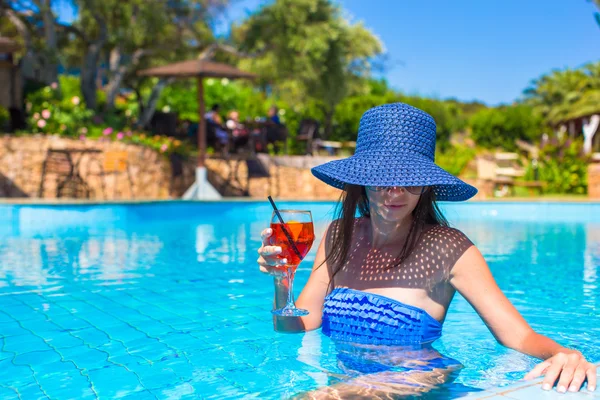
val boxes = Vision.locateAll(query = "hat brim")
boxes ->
[311,151,478,202]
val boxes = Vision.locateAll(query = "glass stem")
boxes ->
[286,265,296,309]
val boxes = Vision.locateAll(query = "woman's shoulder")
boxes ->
[420,225,474,262]
[423,225,472,243]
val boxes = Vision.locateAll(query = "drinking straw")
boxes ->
[267,196,303,260]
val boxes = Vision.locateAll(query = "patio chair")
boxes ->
[296,119,320,155]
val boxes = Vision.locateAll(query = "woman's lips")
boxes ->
[385,204,406,209]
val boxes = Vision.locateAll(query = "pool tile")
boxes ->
[159,332,207,350]
[3,334,51,354]
[36,370,96,400]
[500,384,597,399]
[126,339,173,361]
[70,327,111,347]
[44,332,85,349]
[0,386,19,400]
[4,304,37,319]
[136,321,173,337]
[120,389,159,399]
[59,347,109,370]
[125,361,181,390]
[220,369,274,394]
[155,382,195,398]
[0,320,30,337]
[87,365,144,398]
[13,349,62,367]
[15,382,48,400]
[105,325,148,343]
[0,311,17,324]
[0,358,34,385]
[223,343,268,367]
[49,314,93,331]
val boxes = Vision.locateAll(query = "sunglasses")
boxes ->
[366,186,427,195]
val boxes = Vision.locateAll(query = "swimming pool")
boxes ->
[0,201,598,399]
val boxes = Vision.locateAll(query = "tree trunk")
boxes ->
[104,47,123,111]
[27,0,59,84]
[4,8,42,82]
[80,15,107,110]
[136,78,174,129]
[133,84,145,115]
[105,49,146,111]
[323,106,335,139]
[81,49,100,110]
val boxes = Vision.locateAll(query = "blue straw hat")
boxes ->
[311,103,478,201]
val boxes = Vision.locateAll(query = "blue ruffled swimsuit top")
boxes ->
[321,287,443,346]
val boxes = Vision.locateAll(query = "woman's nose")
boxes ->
[386,186,405,194]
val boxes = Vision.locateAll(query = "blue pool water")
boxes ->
[0,201,598,399]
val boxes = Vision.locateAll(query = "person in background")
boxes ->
[226,110,249,152]
[268,105,281,125]
[205,104,229,151]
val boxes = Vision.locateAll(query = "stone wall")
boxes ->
[0,135,195,199]
[0,135,515,201]
[205,156,492,201]
[205,156,342,200]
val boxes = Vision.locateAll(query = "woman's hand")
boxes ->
[524,351,596,393]
[257,228,287,277]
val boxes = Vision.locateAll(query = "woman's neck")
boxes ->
[368,213,415,249]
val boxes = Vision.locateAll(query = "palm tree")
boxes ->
[523,63,600,126]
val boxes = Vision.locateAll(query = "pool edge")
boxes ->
[461,362,600,399]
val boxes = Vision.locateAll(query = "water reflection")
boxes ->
[0,231,163,292]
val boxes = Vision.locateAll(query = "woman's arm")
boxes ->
[450,246,596,393]
[259,225,332,333]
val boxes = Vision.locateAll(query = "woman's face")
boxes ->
[366,186,424,222]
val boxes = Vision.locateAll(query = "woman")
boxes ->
[257,103,596,396]
[226,110,249,152]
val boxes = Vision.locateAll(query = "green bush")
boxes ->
[22,75,191,157]
[525,138,589,194]
[435,144,476,176]
[25,76,95,137]
[330,94,467,150]
[469,104,542,151]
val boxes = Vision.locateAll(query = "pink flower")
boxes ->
[117,132,124,140]
[103,127,113,136]
[160,144,169,153]
[126,130,132,137]
[33,113,40,120]
[41,110,51,119]
[79,135,86,141]
[50,82,58,89]
[79,127,88,134]
[37,119,47,128]
[71,96,80,105]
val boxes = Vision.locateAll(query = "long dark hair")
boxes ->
[321,184,449,287]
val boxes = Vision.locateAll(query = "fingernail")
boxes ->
[569,385,577,392]
[558,386,566,393]
[542,384,551,390]
[589,386,596,392]
[276,247,281,252]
